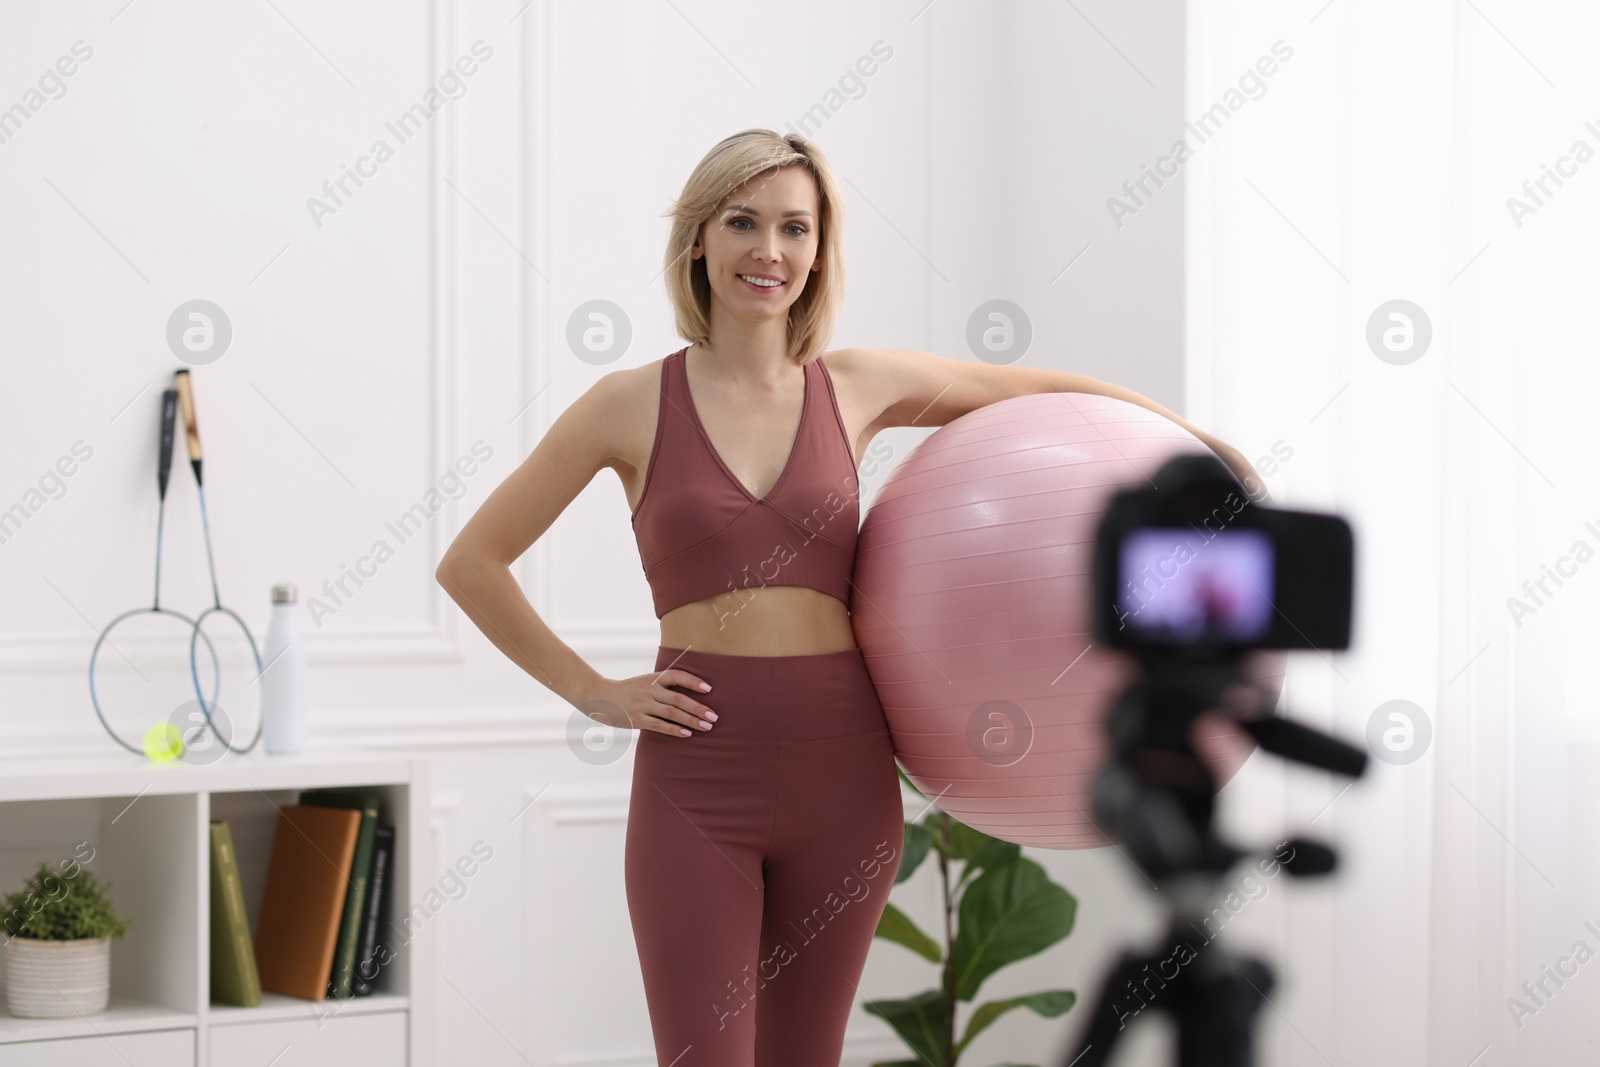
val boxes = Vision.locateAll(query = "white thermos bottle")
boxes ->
[261,582,307,755]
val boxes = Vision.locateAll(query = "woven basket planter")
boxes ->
[3,936,112,1018]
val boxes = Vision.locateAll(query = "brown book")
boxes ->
[252,804,362,1000]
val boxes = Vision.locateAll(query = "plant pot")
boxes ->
[3,936,112,1018]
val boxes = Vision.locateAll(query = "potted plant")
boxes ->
[2,861,132,1018]
[865,769,1078,1067]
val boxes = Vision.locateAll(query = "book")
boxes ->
[299,790,382,999]
[208,820,261,1007]
[352,824,395,996]
[253,804,361,1001]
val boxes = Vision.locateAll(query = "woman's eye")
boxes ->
[724,217,807,236]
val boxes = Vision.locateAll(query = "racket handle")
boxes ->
[158,389,178,498]
[173,368,204,487]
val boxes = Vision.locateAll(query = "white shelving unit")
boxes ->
[0,751,433,1067]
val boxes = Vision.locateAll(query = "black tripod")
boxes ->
[1060,652,1367,1067]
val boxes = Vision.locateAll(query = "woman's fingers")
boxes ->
[653,689,716,735]
[581,675,716,738]
[661,668,713,696]
[582,670,718,738]
[621,672,713,738]
[655,672,717,719]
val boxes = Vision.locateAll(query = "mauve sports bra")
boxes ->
[630,346,861,619]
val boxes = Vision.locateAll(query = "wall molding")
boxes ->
[1,618,657,676]
[0,714,574,762]
[522,0,555,626]
[524,778,631,1067]
[418,0,462,660]
[0,0,466,672]
[428,787,466,1067]
[0,624,461,672]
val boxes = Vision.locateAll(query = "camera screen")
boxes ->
[1117,527,1275,643]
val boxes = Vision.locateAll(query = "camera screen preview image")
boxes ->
[1115,527,1274,644]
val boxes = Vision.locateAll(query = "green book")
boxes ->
[209,820,261,1006]
[298,790,381,1000]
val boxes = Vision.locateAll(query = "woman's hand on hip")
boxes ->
[579,672,718,738]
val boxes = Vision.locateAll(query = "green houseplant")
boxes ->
[865,769,1078,1067]
[2,861,132,1018]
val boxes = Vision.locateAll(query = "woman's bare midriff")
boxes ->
[658,587,858,656]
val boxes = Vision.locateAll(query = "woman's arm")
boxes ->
[853,347,1271,503]
[1053,369,1271,504]
[435,374,630,707]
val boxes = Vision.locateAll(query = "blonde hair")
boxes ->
[662,129,844,366]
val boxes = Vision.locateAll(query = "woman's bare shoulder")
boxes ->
[815,345,857,368]
[815,346,893,411]
[818,346,896,382]
[815,346,874,385]
[596,355,669,474]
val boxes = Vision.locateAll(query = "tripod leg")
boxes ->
[1175,953,1274,1067]
[1059,953,1161,1067]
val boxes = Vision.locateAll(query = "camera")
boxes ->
[1091,452,1353,654]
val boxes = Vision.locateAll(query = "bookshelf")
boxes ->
[0,751,432,1067]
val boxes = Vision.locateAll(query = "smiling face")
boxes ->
[690,165,823,329]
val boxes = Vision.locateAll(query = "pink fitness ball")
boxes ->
[851,390,1283,849]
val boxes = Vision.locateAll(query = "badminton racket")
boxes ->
[174,368,265,755]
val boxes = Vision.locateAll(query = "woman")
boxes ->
[436,129,1261,1066]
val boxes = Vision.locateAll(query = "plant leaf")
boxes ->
[944,818,1022,868]
[954,832,1021,894]
[895,821,936,885]
[896,764,926,799]
[920,812,1021,889]
[950,858,1077,1001]
[873,901,943,962]
[862,989,949,1065]
[0,861,131,941]
[954,990,1077,1055]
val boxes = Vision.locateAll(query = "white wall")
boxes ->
[0,1,1186,1063]
[1187,1,1600,1065]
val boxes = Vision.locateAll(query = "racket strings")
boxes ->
[189,604,264,754]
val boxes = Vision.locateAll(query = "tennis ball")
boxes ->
[143,722,185,763]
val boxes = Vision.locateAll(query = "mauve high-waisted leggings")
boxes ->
[625,645,905,1067]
